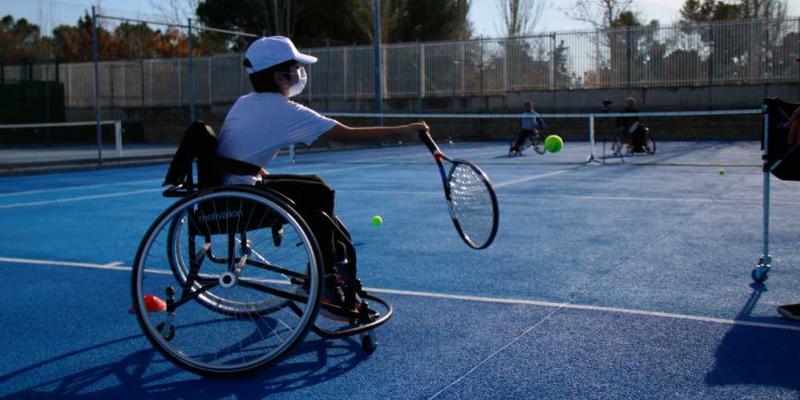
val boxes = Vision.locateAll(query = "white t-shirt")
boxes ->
[217,92,337,184]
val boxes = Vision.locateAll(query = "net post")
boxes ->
[91,6,103,165]
[114,120,123,158]
[760,109,771,269]
[289,143,296,164]
[587,114,597,163]
[188,18,196,123]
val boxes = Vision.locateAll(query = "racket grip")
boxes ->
[419,129,441,155]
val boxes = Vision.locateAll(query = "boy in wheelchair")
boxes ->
[508,101,546,155]
[213,36,427,313]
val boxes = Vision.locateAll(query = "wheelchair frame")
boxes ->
[131,135,393,378]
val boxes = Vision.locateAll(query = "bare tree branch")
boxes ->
[495,0,547,37]
[148,0,199,24]
[561,0,634,30]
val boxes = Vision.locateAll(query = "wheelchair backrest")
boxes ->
[163,121,262,196]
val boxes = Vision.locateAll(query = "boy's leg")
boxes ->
[259,174,359,309]
[258,175,339,272]
[511,129,531,153]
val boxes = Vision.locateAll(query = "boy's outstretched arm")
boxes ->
[322,122,429,142]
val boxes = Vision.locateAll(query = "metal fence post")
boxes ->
[550,33,556,90]
[373,0,383,120]
[188,18,196,123]
[418,42,425,101]
[91,6,103,164]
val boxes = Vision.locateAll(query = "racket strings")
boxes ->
[448,163,495,247]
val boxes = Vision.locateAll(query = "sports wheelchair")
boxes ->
[508,130,545,156]
[131,122,393,377]
[611,124,656,157]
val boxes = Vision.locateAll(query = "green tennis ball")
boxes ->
[545,135,563,153]
[371,215,383,226]
[719,168,726,175]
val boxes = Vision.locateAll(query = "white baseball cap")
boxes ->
[243,36,317,74]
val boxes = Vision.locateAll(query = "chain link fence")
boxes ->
[3,16,798,109]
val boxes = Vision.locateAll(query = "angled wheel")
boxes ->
[531,135,545,155]
[132,186,324,377]
[751,267,769,284]
[645,133,656,155]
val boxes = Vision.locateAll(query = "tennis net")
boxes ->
[304,109,764,167]
[0,120,126,168]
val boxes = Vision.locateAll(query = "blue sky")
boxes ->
[4,0,800,38]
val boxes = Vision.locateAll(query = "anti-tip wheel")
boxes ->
[156,322,175,341]
[361,333,376,354]
[751,267,769,284]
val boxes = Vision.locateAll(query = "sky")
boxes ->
[3,0,800,38]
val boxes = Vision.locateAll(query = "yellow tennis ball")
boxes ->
[545,135,563,153]
[371,215,383,226]
[719,168,726,175]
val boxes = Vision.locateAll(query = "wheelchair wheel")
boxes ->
[530,135,545,155]
[165,209,289,317]
[132,186,324,377]
[611,136,625,156]
[645,134,656,155]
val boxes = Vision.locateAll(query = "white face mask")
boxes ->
[284,66,307,98]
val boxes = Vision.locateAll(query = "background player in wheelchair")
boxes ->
[612,97,656,156]
[508,101,546,156]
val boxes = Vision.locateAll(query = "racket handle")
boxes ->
[419,129,441,155]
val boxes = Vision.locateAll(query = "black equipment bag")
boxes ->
[763,98,800,181]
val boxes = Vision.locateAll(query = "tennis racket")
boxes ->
[419,129,499,249]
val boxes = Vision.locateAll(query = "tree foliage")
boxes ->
[195,0,472,48]
[679,0,787,23]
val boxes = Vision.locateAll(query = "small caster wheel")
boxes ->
[361,333,376,354]
[157,323,175,341]
[751,267,769,284]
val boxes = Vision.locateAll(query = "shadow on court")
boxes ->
[0,333,366,400]
[705,284,800,392]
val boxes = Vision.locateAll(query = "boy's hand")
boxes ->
[404,121,429,140]
[789,107,800,146]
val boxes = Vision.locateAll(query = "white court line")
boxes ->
[494,169,572,188]
[0,188,163,209]
[0,179,162,198]
[0,164,379,210]
[1,255,797,333]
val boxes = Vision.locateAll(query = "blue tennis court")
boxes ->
[1,140,799,399]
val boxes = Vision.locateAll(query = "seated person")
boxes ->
[216,36,427,308]
[509,101,545,155]
[777,90,800,321]
[615,97,645,152]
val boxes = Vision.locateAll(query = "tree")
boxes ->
[565,0,634,31]
[195,0,472,48]
[52,14,99,62]
[496,0,546,37]
[678,0,790,81]
[149,0,201,25]
[679,0,787,23]
[0,15,52,63]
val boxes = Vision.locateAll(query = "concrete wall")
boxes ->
[310,83,799,113]
[66,82,798,143]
